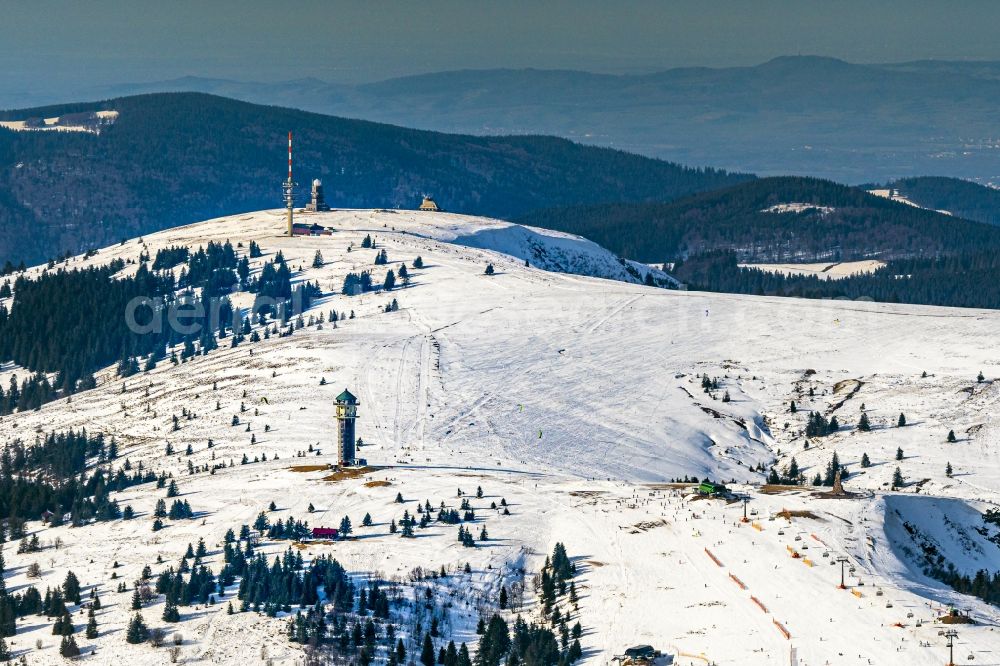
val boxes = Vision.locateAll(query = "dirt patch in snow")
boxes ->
[776,509,823,521]
[629,519,669,533]
[760,484,812,495]
[322,466,382,482]
[289,464,330,473]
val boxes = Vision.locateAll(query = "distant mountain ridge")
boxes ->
[0,92,747,265]
[42,56,1000,184]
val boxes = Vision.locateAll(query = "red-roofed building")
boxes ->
[311,527,339,539]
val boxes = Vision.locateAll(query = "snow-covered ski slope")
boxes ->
[3,207,1000,665]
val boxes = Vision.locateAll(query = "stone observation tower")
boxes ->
[305,179,331,212]
[335,389,359,467]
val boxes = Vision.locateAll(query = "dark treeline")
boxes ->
[2,429,114,479]
[0,92,749,266]
[0,261,173,391]
[178,241,238,297]
[890,176,1000,227]
[932,567,1000,607]
[0,429,151,540]
[150,246,190,271]
[220,526,354,615]
[517,176,1000,264]
[673,249,1000,310]
[0,241,322,412]
[906,516,1000,608]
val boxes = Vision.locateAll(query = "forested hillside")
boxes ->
[517,176,1000,264]
[0,93,747,265]
[890,176,1000,226]
[673,250,1000,310]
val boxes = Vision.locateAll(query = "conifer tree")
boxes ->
[948,430,957,443]
[474,616,511,666]
[86,610,98,638]
[892,467,904,489]
[163,601,180,622]
[457,643,472,666]
[897,413,907,427]
[858,412,872,432]
[946,462,953,477]
[62,570,81,604]
[59,635,80,657]
[125,613,149,644]
[421,632,436,666]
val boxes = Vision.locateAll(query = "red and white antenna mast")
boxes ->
[283,131,295,236]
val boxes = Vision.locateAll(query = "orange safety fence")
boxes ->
[773,619,791,640]
[750,596,769,613]
[704,548,723,567]
[802,558,814,567]
[729,573,747,590]
[851,589,863,598]
[752,521,763,531]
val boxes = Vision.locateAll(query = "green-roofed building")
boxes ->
[335,388,360,466]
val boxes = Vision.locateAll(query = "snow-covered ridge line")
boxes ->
[0,109,118,134]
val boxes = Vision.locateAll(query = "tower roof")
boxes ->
[335,389,358,404]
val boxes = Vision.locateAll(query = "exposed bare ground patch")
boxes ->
[760,484,815,495]
[289,464,329,473]
[586,560,606,568]
[628,519,669,533]
[569,490,607,498]
[322,466,382,482]
[830,379,863,412]
[364,480,392,488]
[776,509,823,521]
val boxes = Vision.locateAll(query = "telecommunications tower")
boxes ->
[283,131,296,236]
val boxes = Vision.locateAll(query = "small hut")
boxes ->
[418,196,441,212]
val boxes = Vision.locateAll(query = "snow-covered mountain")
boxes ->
[1,208,999,665]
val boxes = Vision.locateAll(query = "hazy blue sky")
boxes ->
[4,0,1000,96]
